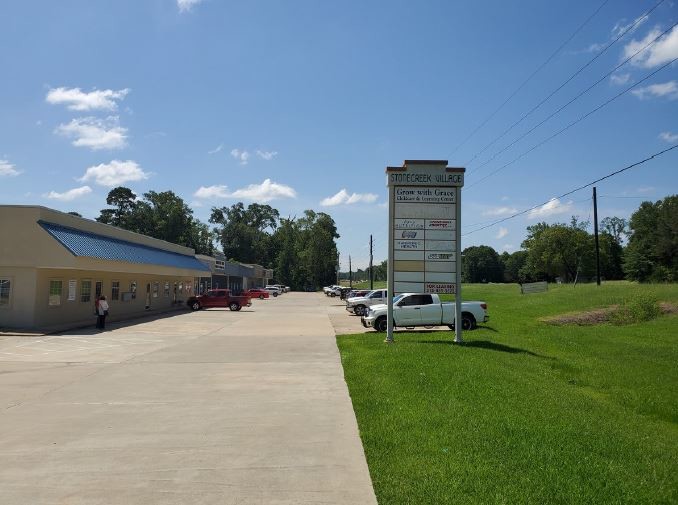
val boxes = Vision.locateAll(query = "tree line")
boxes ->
[462,195,677,283]
[95,187,340,290]
[337,195,677,285]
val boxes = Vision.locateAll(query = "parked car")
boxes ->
[346,289,387,316]
[361,293,488,332]
[187,289,252,311]
[339,287,353,300]
[345,289,369,300]
[265,286,281,297]
[245,288,270,300]
[324,285,342,297]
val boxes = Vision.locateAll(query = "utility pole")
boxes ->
[336,252,340,285]
[593,187,601,286]
[349,255,353,288]
[369,235,374,290]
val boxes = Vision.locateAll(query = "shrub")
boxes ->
[609,294,661,325]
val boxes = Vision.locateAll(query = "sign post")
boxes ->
[386,161,465,343]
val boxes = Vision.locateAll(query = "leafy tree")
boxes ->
[521,220,594,282]
[624,195,678,282]
[96,187,214,255]
[462,245,504,283]
[210,202,279,265]
[501,250,528,283]
[601,216,628,243]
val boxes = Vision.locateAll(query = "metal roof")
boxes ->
[39,221,210,272]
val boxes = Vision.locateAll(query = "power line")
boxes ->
[447,0,611,158]
[462,144,678,236]
[465,55,678,191]
[464,0,667,168]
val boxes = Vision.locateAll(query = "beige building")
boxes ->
[0,205,210,331]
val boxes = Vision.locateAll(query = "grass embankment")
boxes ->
[337,282,678,504]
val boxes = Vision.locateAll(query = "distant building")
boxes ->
[0,206,210,331]
[195,253,274,293]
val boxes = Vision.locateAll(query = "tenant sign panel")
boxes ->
[387,161,464,296]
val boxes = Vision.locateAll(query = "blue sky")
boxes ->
[1,0,677,269]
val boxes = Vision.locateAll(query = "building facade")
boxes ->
[195,253,274,294]
[0,206,210,331]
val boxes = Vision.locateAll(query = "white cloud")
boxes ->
[610,73,630,85]
[528,198,573,219]
[320,189,379,206]
[612,14,649,39]
[208,143,223,154]
[230,148,250,164]
[78,160,149,187]
[44,185,92,201]
[481,205,518,217]
[55,116,128,150]
[637,186,655,194]
[496,227,509,239]
[659,131,678,143]
[46,87,129,111]
[194,185,229,199]
[631,81,678,100]
[230,179,296,202]
[624,25,678,68]
[177,0,203,12]
[0,159,21,177]
[256,150,278,160]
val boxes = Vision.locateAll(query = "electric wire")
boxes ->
[462,144,678,236]
[464,55,678,191]
[447,0,611,158]
[464,0,667,168]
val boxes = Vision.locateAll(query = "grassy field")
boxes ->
[337,282,678,504]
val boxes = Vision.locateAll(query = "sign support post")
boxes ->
[454,186,463,343]
[386,161,465,344]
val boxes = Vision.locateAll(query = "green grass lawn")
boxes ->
[337,281,678,504]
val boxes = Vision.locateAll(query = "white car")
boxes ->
[323,285,342,297]
[361,293,489,332]
[265,286,282,297]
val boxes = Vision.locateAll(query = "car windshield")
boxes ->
[392,294,404,304]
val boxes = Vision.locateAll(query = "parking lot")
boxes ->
[0,292,376,505]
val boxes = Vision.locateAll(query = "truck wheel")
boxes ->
[375,317,387,332]
[330,292,336,297]
[191,301,201,311]
[259,295,264,300]
[354,305,365,316]
[462,313,476,330]
[229,302,240,311]
[273,292,278,297]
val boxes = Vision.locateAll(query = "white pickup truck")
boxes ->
[346,289,387,316]
[361,293,488,332]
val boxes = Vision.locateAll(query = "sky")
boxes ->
[1,0,677,270]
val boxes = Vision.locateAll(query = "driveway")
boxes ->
[0,292,377,505]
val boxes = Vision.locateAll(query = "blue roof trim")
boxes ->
[39,221,210,272]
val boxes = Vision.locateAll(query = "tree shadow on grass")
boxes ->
[416,339,552,359]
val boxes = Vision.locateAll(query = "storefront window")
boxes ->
[164,282,170,297]
[130,281,137,299]
[80,280,92,302]
[0,279,10,306]
[49,280,63,306]
[111,281,120,301]
[153,281,159,298]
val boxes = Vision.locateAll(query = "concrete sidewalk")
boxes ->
[0,293,377,504]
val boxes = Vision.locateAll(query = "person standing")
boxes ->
[97,295,109,330]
